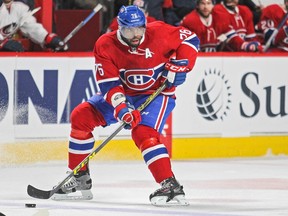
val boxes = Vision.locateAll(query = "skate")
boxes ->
[51,170,93,201]
[149,177,189,206]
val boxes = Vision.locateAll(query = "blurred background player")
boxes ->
[180,0,262,52]
[215,0,263,25]
[255,0,288,52]
[106,0,156,33]
[0,0,67,52]
[52,5,199,206]
[213,0,260,43]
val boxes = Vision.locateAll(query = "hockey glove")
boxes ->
[0,39,24,52]
[45,33,68,51]
[241,41,263,52]
[162,59,189,88]
[114,102,141,130]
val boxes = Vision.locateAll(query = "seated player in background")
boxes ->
[213,0,261,45]
[0,0,67,52]
[215,0,263,25]
[180,0,263,52]
[255,0,288,52]
[52,5,200,206]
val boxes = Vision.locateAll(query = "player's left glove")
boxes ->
[162,59,189,88]
[45,33,68,51]
[114,102,141,130]
[241,41,263,52]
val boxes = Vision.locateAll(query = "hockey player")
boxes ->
[52,5,199,206]
[213,0,259,42]
[0,0,67,52]
[255,0,288,52]
[180,0,263,52]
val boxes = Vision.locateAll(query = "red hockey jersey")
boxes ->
[213,3,256,40]
[181,9,245,52]
[256,4,288,52]
[93,21,199,96]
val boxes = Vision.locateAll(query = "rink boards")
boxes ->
[1,136,288,164]
[0,52,287,163]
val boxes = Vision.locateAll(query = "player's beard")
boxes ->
[198,9,211,18]
[224,0,238,11]
[121,35,142,48]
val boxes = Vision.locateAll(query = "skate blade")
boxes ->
[51,190,93,201]
[150,195,189,206]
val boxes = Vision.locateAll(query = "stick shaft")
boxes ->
[263,13,288,52]
[63,4,103,44]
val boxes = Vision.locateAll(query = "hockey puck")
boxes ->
[25,203,36,208]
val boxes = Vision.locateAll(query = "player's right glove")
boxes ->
[0,39,24,52]
[114,102,141,130]
[162,59,189,88]
[45,33,68,51]
[241,41,263,52]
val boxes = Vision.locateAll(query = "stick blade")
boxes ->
[27,185,53,199]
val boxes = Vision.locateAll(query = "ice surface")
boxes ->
[1,157,288,216]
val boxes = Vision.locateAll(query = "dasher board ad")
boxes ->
[0,53,287,142]
[174,55,288,137]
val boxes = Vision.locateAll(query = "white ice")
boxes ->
[1,157,288,216]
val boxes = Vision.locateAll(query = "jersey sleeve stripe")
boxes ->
[182,34,200,52]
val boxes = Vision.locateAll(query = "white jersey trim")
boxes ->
[69,137,95,144]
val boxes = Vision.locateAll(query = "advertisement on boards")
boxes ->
[174,56,288,137]
[0,54,287,143]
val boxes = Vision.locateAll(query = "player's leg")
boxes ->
[131,95,189,206]
[53,95,115,200]
[68,102,107,172]
[132,125,173,182]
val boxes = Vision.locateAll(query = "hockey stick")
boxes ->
[27,81,167,199]
[62,4,103,44]
[263,12,288,52]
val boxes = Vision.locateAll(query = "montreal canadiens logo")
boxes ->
[196,69,232,121]
[0,23,18,37]
[122,69,156,90]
